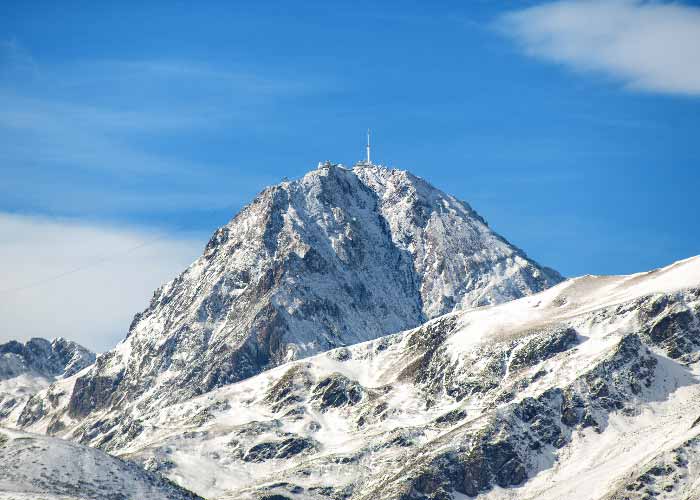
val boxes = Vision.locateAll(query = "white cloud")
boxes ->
[499,0,700,95]
[0,213,204,352]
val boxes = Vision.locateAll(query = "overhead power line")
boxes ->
[0,234,174,296]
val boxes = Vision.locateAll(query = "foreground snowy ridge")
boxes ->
[0,427,202,500]
[17,163,560,433]
[18,255,700,499]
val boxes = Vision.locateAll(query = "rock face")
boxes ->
[0,427,202,500]
[0,337,94,381]
[0,338,94,425]
[602,434,700,500]
[20,256,700,500]
[53,163,562,422]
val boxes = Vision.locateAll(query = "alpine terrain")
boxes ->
[15,163,561,441]
[9,164,700,500]
[18,255,700,499]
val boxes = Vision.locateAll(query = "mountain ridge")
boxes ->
[17,255,700,499]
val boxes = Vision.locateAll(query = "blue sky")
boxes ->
[1,0,699,349]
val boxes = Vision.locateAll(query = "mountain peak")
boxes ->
[35,164,563,425]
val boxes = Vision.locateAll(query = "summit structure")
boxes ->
[356,129,373,166]
[366,128,371,164]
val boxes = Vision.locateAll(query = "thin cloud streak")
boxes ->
[498,0,700,96]
[0,212,204,352]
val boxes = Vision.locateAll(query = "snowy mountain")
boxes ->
[0,338,94,426]
[18,255,700,499]
[0,427,202,500]
[30,163,560,431]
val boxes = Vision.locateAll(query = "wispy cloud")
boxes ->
[79,59,322,96]
[498,0,700,96]
[0,41,328,216]
[0,212,204,351]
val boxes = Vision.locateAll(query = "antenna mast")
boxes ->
[366,129,371,165]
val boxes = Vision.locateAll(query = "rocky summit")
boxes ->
[38,163,560,433]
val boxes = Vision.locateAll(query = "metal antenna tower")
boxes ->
[366,129,371,165]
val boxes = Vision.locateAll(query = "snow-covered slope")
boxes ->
[34,163,560,429]
[0,338,94,426]
[0,427,202,500]
[21,256,700,499]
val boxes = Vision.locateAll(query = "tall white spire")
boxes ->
[366,128,371,165]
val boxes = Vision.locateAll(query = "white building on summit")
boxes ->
[320,130,374,169]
